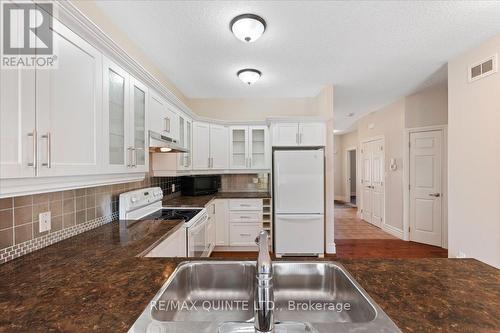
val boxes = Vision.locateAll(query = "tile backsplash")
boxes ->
[0,176,180,263]
[220,174,269,192]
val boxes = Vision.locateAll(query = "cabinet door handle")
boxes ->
[164,117,171,132]
[208,157,211,168]
[429,193,441,197]
[296,133,299,144]
[27,130,37,168]
[240,216,251,219]
[240,233,251,236]
[299,132,303,144]
[41,133,51,168]
[127,147,132,167]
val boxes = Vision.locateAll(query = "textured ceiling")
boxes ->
[94,1,500,130]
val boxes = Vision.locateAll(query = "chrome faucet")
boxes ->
[254,231,274,333]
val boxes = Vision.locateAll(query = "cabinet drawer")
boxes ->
[229,199,263,211]
[230,223,262,246]
[229,212,261,223]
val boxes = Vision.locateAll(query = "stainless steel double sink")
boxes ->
[128,261,401,332]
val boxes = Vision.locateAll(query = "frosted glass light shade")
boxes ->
[230,14,266,43]
[237,69,261,85]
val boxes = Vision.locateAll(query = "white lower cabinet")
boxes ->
[210,199,229,246]
[230,223,262,246]
[146,226,186,257]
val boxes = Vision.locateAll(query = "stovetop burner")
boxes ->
[141,209,202,223]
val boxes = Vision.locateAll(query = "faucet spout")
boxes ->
[254,231,274,332]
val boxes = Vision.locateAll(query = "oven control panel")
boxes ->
[119,187,163,220]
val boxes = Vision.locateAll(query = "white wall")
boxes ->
[448,34,500,268]
[358,99,406,233]
[405,83,448,128]
[189,97,320,122]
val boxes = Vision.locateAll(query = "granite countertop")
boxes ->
[163,191,271,208]
[0,218,499,332]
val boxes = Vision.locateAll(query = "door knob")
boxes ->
[429,193,441,197]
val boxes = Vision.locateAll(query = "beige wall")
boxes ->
[70,0,189,106]
[188,97,320,122]
[333,135,343,199]
[358,99,405,232]
[448,34,500,268]
[405,83,448,128]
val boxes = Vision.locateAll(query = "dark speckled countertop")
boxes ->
[0,216,499,332]
[163,191,271,207]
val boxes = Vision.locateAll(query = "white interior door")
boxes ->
[361,139,384,226]
[410,130,442,246]
[37,19,103,176]
[361,142,373,222]
[371,141,384,227]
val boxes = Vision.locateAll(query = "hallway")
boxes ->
[334,203,395,240]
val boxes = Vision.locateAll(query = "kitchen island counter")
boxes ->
[0,220,498,333]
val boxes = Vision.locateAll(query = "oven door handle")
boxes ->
[190,215,208,233]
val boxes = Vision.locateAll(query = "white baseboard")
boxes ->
[326,242,336,254]
[382,223,404,239]
[334,195,345,201]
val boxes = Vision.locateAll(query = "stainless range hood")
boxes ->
[149,130,187,153]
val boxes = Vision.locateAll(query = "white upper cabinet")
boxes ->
[210,124,229,169]
[272,122,325,147]
[129,78,149,172]
[103,58,148,173]
[272,123,300,146]
[230,126,269,169]
[192,122,211,169]
[178,115,192,170]
[0,62,36,179]
[249,126,269,169]
[229,127,249,169]
[36,19,103,177]
[192,122,229,170]
[299,123,326,146]
[103,58,130,172]
[149,91,179,143]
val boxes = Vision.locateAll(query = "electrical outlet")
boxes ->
[39,212,51,233]
[253,178,259,184]
[171,184,176,192]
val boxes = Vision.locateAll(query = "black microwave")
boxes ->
[181,175,220,196]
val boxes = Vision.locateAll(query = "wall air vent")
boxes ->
[468,54,497,82]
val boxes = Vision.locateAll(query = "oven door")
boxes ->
[187,215,209,257]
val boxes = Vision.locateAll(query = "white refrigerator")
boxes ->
[273,149,325,256]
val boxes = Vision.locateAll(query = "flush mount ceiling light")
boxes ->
[237,69,261,85]
[230,14,266,43]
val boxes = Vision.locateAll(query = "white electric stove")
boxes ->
[119,187,210,257]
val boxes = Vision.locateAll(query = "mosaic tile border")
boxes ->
[0,212,118,264]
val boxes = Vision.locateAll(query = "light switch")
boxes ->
[39,211,51,233]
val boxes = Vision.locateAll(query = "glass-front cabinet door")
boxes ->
[249,126,269,169]
[130,78,148,172]
[104,58,130,172]
[229,126,249,169]
[178,117,192,170]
